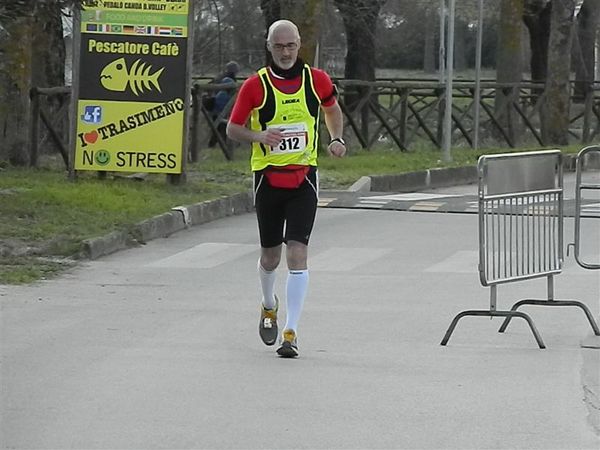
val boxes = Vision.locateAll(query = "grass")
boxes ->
[0,143,582,284]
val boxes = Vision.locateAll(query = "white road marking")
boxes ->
[360,192,462,201]
[146,243,256,269]
[425,250,479,273]
[409,201,444,211]
[310,247,392,271]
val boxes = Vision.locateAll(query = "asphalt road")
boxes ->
[2,177,599,449]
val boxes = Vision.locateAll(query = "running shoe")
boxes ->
[276,329,299,358]
[259,295,279,346]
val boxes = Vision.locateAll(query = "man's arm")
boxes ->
[322,101,346,158]
[226,122,283,148]
[226,75,283,148]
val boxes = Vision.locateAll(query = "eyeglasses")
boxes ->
[271,42,298,52]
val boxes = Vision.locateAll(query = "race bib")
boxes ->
[268,123,308,154]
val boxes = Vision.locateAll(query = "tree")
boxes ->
[1,0,73,166]
[523,0,552,82]
[423,6,437,74]
[259,0,322,65]
[331,0,386,141]
[0,2,34,165]
[496,0,524,85]
[194,0,265,74]
[573,0,600,99]
[495,0,525,143]
[334,0,386,82]
[541,0,577,144]
[281,0,323,65]
[393,0,500,75]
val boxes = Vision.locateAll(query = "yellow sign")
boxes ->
[74,99,184,173]
[88,0,188,14]
[74,0,190,174]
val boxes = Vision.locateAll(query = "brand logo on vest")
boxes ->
[282,98,300,105]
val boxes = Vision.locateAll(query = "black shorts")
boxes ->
[253,166,319,248]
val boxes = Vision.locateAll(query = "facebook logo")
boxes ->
[82,106,102,124]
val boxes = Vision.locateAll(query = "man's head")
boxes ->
[225,61,239,77]
[266,19,301,70]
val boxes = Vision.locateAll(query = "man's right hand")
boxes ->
[260,128,284,147]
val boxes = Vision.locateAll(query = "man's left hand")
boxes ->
[328,141,346,158]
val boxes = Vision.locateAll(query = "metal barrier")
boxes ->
[568,145,600,269]
[441,150,600,348]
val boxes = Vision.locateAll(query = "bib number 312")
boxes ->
[277,136,300,152]
[269,125,307,154]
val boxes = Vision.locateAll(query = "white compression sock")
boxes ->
[285,270,309,332]
[258,260,277,310]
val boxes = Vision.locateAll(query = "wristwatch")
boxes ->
[329,137,346,146]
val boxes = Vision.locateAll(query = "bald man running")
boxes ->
[227,19,346,358]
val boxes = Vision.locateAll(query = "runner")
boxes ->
[227,19,346,358]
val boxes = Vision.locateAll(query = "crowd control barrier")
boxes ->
[567,145,600,270]
[441,150,600,348]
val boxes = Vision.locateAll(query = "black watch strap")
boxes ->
[329,137,346,146]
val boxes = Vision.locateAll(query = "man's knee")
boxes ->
[261,246,282,271]
[286,241,308,270]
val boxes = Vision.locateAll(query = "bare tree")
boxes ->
[259,0,322,65]
[281,0,323,65]
[423,6,437,74]
[0,0,68,165]
[334,0,386,82]
[541,0,577,144]
[495,0,524,143]
[573,0,600,98]
[523,0,552,82]
[0,3,34,165]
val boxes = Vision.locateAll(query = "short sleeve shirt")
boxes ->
[229,67,336,126]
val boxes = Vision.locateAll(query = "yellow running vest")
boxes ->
[250,65,321,171]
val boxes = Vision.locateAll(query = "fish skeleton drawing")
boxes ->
[100,58,164,96]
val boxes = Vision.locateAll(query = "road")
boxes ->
[1,176,599,449]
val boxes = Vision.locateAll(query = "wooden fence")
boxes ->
[190,78,600,158]
[28,86,71,168]
[28,79,600,169]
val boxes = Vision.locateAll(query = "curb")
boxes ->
[352,153,586,194]
[366,165,478,192]
[81,191,253,260]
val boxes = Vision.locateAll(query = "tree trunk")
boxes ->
[334,0,383,82]
[495,0,524,144]
[32,3,65,89]
[33,3,66,161]
[229,1,260,69]
[454,19,468,72]
[541,0,576,145]
[260,0,281,64]
[260,0,321,66]
[0,14,34,166]
[573,0,600,99]
[260,0,281,32]
[334,0,384,140]
[423,6,436,74]
[523,0,551,82]
[281,0,322,65]
[0,2,65,166]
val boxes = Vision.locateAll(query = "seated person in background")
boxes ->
[208,61,239,147]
